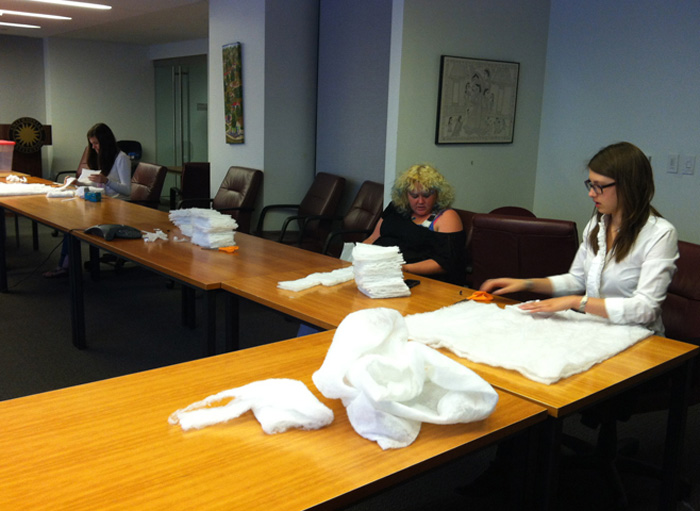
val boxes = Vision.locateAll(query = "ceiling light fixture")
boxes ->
[23,0,112,10]
[0,9,72,20]
[0,21,41,28]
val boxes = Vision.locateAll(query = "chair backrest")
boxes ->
[298,172,346,238]
[117,140,142,160]
[489,206,536,218]
[662,240,700,344]
[340,180,384,241]
[213,166,263,234]
[299,172,346,217]
[178,162,211,209]
[470,213,579,300]
[130,162,167,208]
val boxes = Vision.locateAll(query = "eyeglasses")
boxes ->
[408,190,435,199]
[584,179,616,194]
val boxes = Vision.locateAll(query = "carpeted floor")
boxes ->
[2,215,698,510]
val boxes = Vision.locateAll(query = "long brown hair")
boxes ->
[588,142,660,262]
[86,123,120,177]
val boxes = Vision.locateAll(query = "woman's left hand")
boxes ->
[518,296,579,313]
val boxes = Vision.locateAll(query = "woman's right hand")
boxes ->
[480,278,526,295]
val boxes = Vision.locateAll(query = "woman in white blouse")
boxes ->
[480,141,678,335]
[43,123,132,278]
[83,123,132,199]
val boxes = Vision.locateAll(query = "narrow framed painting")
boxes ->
[223,42,244,144]
[435,55,519,144]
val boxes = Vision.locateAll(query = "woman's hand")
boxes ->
[518,296,580,313]
[480,278,526,295]
[88,173,107,184]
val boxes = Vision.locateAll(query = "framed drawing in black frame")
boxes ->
[435,55,519,144]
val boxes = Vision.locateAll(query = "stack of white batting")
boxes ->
[169,208,238,248]
[352,243,410,298]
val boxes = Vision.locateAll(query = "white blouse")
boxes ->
[102,151,132,199]
[548,214,678,334]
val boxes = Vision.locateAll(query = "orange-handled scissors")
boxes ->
[465,290,494,302]
[218,246,239,254]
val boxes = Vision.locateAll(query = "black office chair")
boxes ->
[321,180,384,256]
[169,162,211,211]
[255,172,346,248]
[175,166,263,234]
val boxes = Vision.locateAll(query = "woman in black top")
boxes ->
[364,164,466,285]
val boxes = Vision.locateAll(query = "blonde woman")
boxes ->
[365,164,466,285]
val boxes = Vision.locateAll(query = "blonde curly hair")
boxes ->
[391,164,456,214]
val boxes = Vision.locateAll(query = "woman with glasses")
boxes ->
[480,141,678,334]
[364,164,467,285]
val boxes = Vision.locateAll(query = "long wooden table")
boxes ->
[0,330,547,510]
[221,266,698,510]
[0,191,344,355]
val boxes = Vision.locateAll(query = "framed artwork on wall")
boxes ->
[223,42,244,144]
[435,55,519,144]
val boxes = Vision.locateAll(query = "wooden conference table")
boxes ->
[0,189,340,354]
[0,330,548,510]
[221,269,698,510]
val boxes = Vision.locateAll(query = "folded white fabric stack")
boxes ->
[313,308,499,449]
[277,266,355,292]
[168,378,334,434]
[0,182,56,196]
[352,243,410,298]
[405,300,653,384]
[169,208,238,248]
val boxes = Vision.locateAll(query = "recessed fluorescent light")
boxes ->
[0,21,41,28]
[0,10,72,20]
[23,0,112,10]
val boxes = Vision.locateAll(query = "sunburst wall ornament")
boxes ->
[9,117,45,154]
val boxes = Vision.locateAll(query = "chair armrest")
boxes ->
[322,228,372,255]
[296,214,343,246]
[169,186,182,210]
[255,203,300,234]
[215,205,255,214]
[176,196,215,210]
[54,170,76,183]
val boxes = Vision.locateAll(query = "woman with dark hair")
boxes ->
[481,142,678,334]
[83,123,131,199]
[43,123,132,277]
[364,164,466,285]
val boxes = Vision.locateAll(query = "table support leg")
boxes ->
[0,207,7,292]
[225,293,240,352]
[32,220,39,250]
[658,359,692,511]
[181,286,196,328]
[537,416,562,511]
[204,290,216,356]
[89,245,100,281]
[68,234,86,349]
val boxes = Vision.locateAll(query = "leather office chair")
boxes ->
[321,180,384,256]
[566,240,700,508]
[255,172,346,247]
[469,213,579,301]
[169,162,211,210]
[489,206,536,217]
[175,166,263,234]
[117,140,142,173]
[129,162,168,209]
